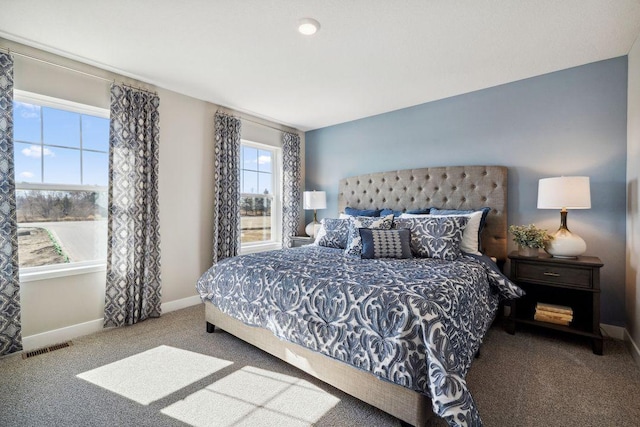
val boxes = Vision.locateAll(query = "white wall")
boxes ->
[156,89,217,305]
[627,34,640,364]
[3,38,303,347]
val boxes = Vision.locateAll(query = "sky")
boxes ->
[14,100,274,196]
[241,145,273,195]
[13,101,109,186]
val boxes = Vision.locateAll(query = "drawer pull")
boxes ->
[543,272,560,277]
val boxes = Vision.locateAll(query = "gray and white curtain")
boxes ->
[282,132,301,248]
[0,52,22,356]
[213,112,241,264]
[104,84,162,328]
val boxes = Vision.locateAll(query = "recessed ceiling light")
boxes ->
[298,18,320,35]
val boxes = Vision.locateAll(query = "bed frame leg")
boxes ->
[206,322,216,333]
[475,348,481,359]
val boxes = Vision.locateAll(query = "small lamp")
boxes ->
[537,176,591,258]
[303,190,326,237]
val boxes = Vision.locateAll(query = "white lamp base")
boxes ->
[305,221,318,238]
[545,228,586,258]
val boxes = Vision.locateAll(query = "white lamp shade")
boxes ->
[303,191,326,210]
[537,176,591,209]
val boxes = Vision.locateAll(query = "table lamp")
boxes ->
[537,176,591,258]
[303,190,326,237]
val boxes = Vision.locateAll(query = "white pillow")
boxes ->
[399,211,483,255]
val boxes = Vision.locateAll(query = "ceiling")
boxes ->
[1,0,639,131]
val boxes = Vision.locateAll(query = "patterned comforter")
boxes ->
[196,246,523,427]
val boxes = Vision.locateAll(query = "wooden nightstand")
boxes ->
[290,236,313,248]
[506,251,604,355]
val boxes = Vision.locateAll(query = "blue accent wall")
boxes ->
[305,57,628,326]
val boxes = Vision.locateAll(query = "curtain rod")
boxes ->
[218,110,298,134]
[0,45,157,95]
[242,116,298,134]
[119,82,158,96]
[2,46,288,130]
[0,46,114,83]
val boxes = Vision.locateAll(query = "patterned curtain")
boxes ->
[0,52,22,356]
[212,112,242,264]
[282,132,302,248]
[104,84,162,328]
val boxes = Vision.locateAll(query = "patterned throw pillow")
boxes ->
[430,207,491,252]
[359,228,412,259]
[344,207,381,217]
[381,208,431,217]
[314,218,350,249]
[344,214,394,257]
[399,211,484,255]
[394,216,469,260]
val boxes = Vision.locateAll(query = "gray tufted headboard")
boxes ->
[338,165,508,261]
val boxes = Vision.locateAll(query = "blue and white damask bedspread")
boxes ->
[196,246,523,427]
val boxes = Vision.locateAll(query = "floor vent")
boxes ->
[22,341,73,359]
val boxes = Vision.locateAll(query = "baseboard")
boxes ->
[21,295,202,352]
[161,294,202,313]
[600,323,626,341]
[22,318,103,351]
[624,329,640,368]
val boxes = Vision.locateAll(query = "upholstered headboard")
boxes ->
[338,165,508,261]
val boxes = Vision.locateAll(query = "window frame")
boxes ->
[13,90,110,282]
[239,139,282,254]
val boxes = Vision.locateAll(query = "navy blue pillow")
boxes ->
[359,228,412,259]
[380,208,430,217]
[380,209,403,217]
[407,208,431,215]
[345,207,381,217]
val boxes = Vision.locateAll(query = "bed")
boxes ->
[197,165,523,427]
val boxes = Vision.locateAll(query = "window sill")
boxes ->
[19,261,107,283]
[240,242,282,255]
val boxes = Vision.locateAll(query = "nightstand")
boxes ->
[506,251,604,355]
[290,236,313,248]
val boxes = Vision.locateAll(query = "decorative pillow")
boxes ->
[344,214,394,257]
[400,211,483,255]
[380,208,403,217]
[430,207,491,252]
[344,207,381,217]
[381,208,430,217]
[394,216,469,260]
[430,207,490,229]
[407,208,431,215]
[359,228,412,259]
[314,218,350,249]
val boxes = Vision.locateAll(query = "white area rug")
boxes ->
[77,345,233,405]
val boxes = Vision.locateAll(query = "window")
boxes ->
[13,91,109,277]
[240,141,281,252]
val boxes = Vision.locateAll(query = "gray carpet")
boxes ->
[0,304,638,427]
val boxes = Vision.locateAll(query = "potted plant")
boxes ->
[508,224,553,257]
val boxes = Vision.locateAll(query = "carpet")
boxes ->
[1,303,639,427]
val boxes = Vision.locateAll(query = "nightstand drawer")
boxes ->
[514,263,593,289]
